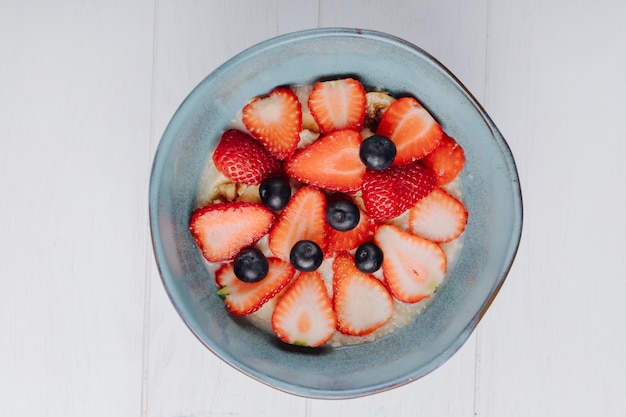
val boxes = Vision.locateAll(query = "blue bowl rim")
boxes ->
[149,27,524,399]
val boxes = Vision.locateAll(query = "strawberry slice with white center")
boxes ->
[376,96,444,165]
[421,133,466,186]
[216,257,296,316]
[242,87,302,160]
[374,224,447,303]
[408,188,468,243]
[268,186,327,261]
[308,78,367,134]
[189,202,275,262]
[285,129,365,192]
[332,253,393,336]
[271,271,336,347]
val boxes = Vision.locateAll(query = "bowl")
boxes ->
[149,28,523,399]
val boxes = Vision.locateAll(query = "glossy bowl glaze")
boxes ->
[149,28,523,398]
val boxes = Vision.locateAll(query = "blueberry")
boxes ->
[259,177,291,210]
[326,198,360,231]
[289,240,323,272]
[354,242,384,273]
[359,135,396,170]
[233,247,269,283]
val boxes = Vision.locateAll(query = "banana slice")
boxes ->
[365,91,396,129]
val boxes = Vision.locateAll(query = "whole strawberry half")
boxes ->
[242,87,302,160]
[361,161,436,222]
[189,201,275,262]
[376,96,443,165]
[421,133,466,186]
[212,129,283,185]
[285,129,365,192]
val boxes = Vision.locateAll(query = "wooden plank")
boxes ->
[476,0,626,416]
[309,1,489,415]
[0,1,154,416]
[144,1,317,415]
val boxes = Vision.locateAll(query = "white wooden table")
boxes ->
[3,1,626,416]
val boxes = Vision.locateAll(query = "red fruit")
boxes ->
[361,161,436,222]
[216,257,296,316]
[421,133,466,186]
[212,129,283,185]
[268,186,327,261]
[189,202,274,262]
[242,87,302,160]
[374,224,446,303]
[285,129,365,192]
[325,201,377,256]
[332,253,394,336]
[271,271,336,347]
[308,78,367,134]
[409,188,468,243]
[376,97,444,165]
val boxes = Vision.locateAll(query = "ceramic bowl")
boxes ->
[149,28,523,398]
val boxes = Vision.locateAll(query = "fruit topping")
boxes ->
[212,129,283,185]
[325,202,376,256]
[192,76,469,348]
[216,257,296,316]
[272,271,336,347]
[285,129,365,192]
[242,87,302,160]
[292,84,319,132]
[233,247,270,283]
[374,224,446,303]
[361,160,436,222]
[189,202,274,262]
[359,134,397,170]
[259,177,292,210]
[376,96,443,165]
[326,198,360,231]
[354,241,384,273]
[409,188,468,243]
[332,253,394,336]
[308,78,367,134]
[421,133,466,186]
[365,91,396,130]
[290,240,324,272]
[268,186,327,261]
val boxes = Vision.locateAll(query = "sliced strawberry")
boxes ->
[308,78,367,134]
[421,133,466,186]
[409,188,468,243]
[361,161,436,222]
[325,200,377,256]
[376,96,443,165]
[189,202,274,262]
[242,87,302,160]
[271,271,336,347]
[332,253,393,336]
[216,257,295,316]
[268,186,327,261]
[212,129,283,185]
[285,129,365,192]
[374,224,447,303]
